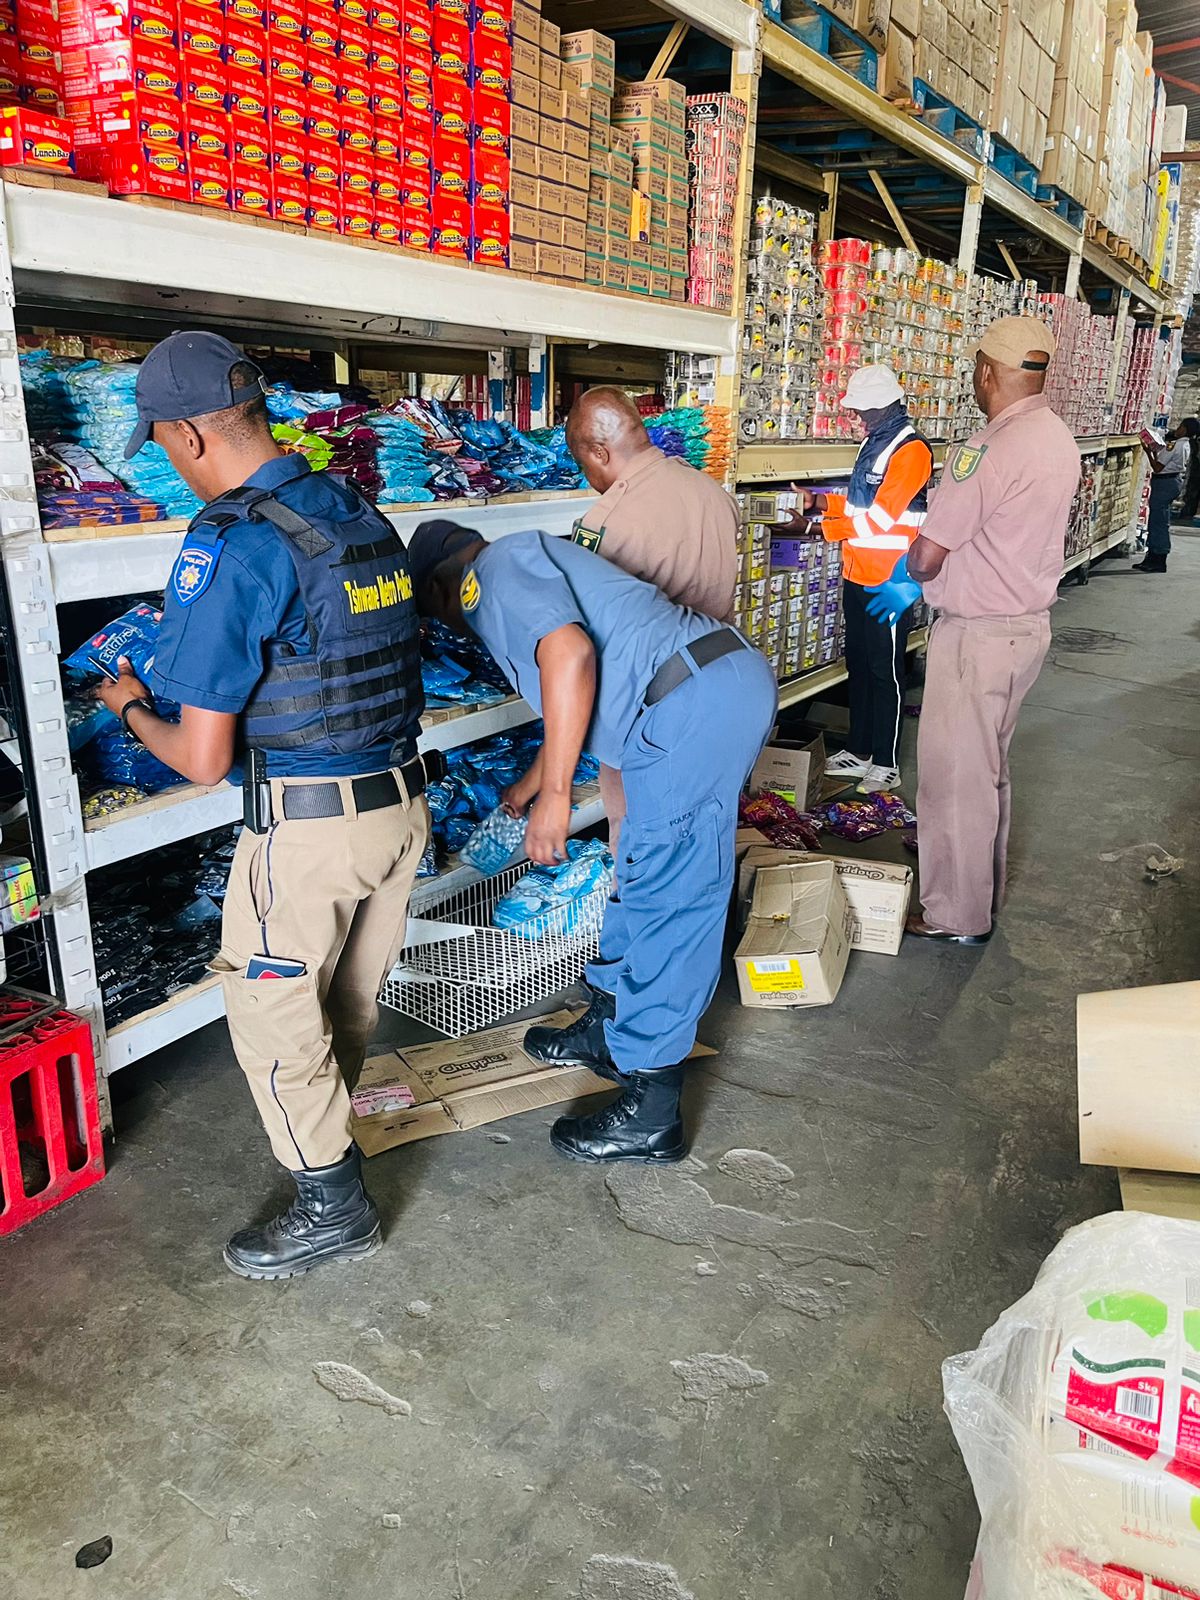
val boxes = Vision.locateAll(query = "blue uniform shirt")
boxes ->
[464,531,721,769]
[152,454,402,780]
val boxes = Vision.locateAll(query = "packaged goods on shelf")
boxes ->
[1117,324,1180,434]
[1094,444,1136,543]
[1037,295,1114,437]
[611,75,687,301]
[741,194,819,444]
[685,92,745,312]
[1089,3,1161,253]
[663,351,717,408]
[734,489,845,681]
[1064,452,1101,559]
[989,0,1066,170]
[1169,143,1200,318]
[0,103,73,167]
[1037,0,1105,205]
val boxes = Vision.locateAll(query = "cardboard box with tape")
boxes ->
[734,859,853,1009]
[738,846,912,956]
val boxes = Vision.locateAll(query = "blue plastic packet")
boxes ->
[63,602,163,684]
[492,839,614,938]
[460,805,527,875]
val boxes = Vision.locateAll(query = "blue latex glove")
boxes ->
[864,554,922,624]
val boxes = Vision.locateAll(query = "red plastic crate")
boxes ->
[0,1006,104,1235]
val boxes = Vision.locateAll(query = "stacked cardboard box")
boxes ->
[1090,0,1159,250]
[907,0,999,125]
[685,91,745,310]
[10,0,64,115]
[1038,0,1104,203]
[989,0,1067,167]
[510,5,589,280]
[612,76,687,300]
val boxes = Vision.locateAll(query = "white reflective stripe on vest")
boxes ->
[847,534,911,550]
[866,503,896,532]
[871,423,916,471]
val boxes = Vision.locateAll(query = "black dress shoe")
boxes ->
[550,1066,687,1164]
[223,1146,382,1280]
[524,987,617,1074]
[1133,557,1167,573]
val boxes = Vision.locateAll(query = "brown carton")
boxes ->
[734,861,853,1008]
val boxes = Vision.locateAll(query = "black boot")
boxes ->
[550,1066,687,1164]
[1133,555,1167,572]
[524,987,617,1075]
[223,1146,382,1280]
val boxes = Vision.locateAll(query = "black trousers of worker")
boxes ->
[843,578,911,769]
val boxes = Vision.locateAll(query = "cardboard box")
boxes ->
[749,732,825,808]
[737,846,912,956]
[0,105,73,168]
[1077,981,1200,1173]
[734,860,853,1009]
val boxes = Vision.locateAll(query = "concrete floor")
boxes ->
[3,532,1199,1600]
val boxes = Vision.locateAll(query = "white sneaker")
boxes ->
[825,750,871,780]
[858,764,901,793]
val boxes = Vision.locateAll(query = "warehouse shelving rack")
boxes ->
[0,0,1179,1112]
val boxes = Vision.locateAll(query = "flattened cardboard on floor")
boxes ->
[354,1010,715,1155]
[734,859,852,1008]
[737,846,912,955]
[1119,1168,1200,1223]
[1077,981,1200,1173]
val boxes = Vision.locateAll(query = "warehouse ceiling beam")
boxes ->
[753,143,825,195]
[996,240,1024,281]
[648,19,689,78]
[866,169,917,253]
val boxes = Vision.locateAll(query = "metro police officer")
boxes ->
[96,332,431,1280]
[406,520,776,1164]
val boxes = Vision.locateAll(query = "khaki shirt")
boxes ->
[572,445,738,620]
[922,394,1081,619]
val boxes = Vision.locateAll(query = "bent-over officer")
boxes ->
[406,520,776,1164]
[868,315,1080,944]
[533,386,738,857]
[95,331,431,1279]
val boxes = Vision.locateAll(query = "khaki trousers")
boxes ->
[915,612,1050,937]
[212,773,430,1170]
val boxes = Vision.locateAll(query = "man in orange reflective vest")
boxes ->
[791,366,933,793]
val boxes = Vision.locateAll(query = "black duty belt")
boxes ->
[644,628,748,707]
[278,752,441,822]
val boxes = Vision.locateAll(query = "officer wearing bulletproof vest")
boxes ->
[95,331,431,1281]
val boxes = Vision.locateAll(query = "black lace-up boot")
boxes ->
[223,1146,381,1280]
[549,1066,687,1164]
[524,987,617,1075]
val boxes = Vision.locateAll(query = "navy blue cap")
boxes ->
[124,330,266,459]
[407,519,481,595]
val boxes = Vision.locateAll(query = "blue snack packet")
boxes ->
[63,603,163,685]
[460,805,527,876]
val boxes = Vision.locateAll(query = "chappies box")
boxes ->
[188,149,228,203]
[268,0,302,37]
[470,196,508,262]
[231,109,268,162]
[306,55,337,102]
[510,101,535,141]
[431,193,469,254]
[339,62,370,113]
[734,860,853,1009]
[307,191,340,228]
[307,97,340,143]
[339,18,370,70]
[372,196,402,240]
[341,188,372,235]
[185,100,227,155]
[372,110,399,159]
[369,0,400,33]
[511,0,535,43]
[370,72,401,118]
[304,1,338,56]
[0,105,73,167]
[402,204,431,247]
[180,0,223,59]
[402,0,431,52]
[231,158,270,210]
[269,120,304,174]
[509,236,533,271]
[511,33,536,76]
[306,139,339,187]
[102,137,188,193]
[472,85,509,147]
[271,166,306,219]
[226,18,266,74]
[228,67,267,119]
[535,241,561,275]
[341,103,372,153]
[372,156,399,201]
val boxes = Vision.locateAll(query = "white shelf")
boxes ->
[661,0,759,50]
[6,183,738,355]
[105,788,607,1070]
[46,492,592,604]
[1062,523,1131,576]
[737,433,1139,486]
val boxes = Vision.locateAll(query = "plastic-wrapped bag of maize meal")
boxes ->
[943,1212,1200,1598]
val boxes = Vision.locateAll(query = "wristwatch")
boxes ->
[119,696,154,741]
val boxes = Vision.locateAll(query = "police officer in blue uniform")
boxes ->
[406,520,777,1163]
[95,331,431,1279]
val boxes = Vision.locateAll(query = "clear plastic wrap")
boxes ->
[944,1212,1200,1598]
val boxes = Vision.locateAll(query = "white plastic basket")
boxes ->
[380,859,609,1037]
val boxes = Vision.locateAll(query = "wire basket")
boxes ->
[380,859,609,1037]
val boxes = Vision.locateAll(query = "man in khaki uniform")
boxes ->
[868,316,1081,943]
[545,386,738,845]
[95,331,430,1280]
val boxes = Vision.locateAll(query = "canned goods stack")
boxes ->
[1036,295,1114,436]
[685,92,747,310]
[662,351,718,409]
[739,195,820,445]
[731,489,845,682]
[952,275,1029,426]
[813,241,969,441]
[1064,452,1102,559]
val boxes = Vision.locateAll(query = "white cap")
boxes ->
[841,365,904,411]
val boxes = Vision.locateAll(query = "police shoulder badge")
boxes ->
[570,517,605,553]
[171,537,222,607]
[950,443,987,483]
[460,567,481,613]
